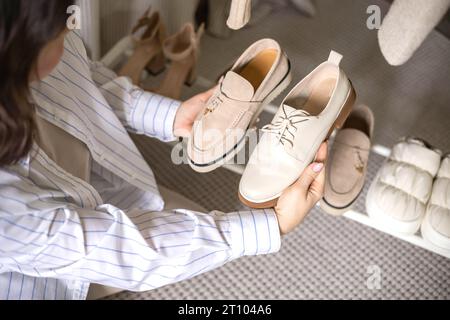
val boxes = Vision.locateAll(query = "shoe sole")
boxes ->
[188,61,293,173]
[188,130,249,173]
[239,192,278,209]
[319,196,358,216]
[239,82,357,209]
[320,164,368,216]
[421,211,450,251]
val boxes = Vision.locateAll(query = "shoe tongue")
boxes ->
[221,71,254,101]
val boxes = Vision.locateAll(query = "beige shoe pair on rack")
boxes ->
[119,8,204,99]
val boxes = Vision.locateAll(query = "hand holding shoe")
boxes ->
[239,51,355,208]
[275,142,327,235]
[173,87,216,138]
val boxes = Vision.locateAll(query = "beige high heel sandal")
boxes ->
[119,8,166,86]
[153,23,205,100]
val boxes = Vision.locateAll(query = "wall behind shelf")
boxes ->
[96,0,200,56]
[98,0,164,56]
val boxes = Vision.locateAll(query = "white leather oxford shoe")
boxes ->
[239,51,356,208]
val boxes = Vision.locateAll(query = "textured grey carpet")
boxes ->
[106,0,450,299]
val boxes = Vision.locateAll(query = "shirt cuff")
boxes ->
[131,89,181,142]
[228,209,281,259]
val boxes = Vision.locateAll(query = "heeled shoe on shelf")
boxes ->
[154,23,205,100]
[119,8,166,86]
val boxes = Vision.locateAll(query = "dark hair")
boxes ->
[0,0,74,166]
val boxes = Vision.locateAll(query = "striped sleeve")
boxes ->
[0,273,86,300]
[89,61,118,87]
[89,61,180,142]
[229,209,281,259]
[0,179,281,292]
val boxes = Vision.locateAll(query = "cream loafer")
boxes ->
[188,38,292,173]
[320,104,375,216]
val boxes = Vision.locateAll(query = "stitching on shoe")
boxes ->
[193,111,249,152]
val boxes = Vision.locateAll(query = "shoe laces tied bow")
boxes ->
[262,105,310,148]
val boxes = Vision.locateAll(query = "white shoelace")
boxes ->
[261,105,310,148]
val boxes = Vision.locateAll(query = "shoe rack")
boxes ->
[100,36,450,260]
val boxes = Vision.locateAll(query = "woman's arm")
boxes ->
[64,30,181,143]
[0,173,280,291]
[0,144,326,292]
[89,61,181,143]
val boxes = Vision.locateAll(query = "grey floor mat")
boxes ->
[106,0,450,299]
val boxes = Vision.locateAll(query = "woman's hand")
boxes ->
[275,142,328,235]
[173,87,216,138]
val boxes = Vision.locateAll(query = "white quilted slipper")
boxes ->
[421,155,450,250]
[366,138,442,234]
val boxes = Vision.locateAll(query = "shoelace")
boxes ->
[261,105,310,148]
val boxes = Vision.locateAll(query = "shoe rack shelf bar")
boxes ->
[343,210,450,259]
[101,37,450,260]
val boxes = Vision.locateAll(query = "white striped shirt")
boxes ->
[0,31,281,300]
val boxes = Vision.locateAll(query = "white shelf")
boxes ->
[101,37,450,260]
[343,210,450,259]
